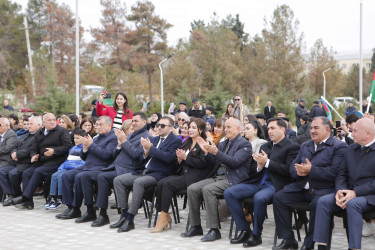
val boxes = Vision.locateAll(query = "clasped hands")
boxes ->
[196,137,217,155]
[115,129,127,147]
[295,158,312,176]
[82,135,94,151]
[335,189,356,209]
[252,150,268,171]
[140,137,153,157]
[176,149,186,164]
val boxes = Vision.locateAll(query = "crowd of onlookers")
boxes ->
[1,93,375,250]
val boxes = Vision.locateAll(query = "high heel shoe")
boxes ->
[151,211,172,233]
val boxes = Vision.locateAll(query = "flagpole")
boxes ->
[359,0,363,112]
[321,96,344,120]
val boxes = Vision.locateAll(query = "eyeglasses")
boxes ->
[156,123,171,129]
[234,99,241,101]
[178,118,185,122]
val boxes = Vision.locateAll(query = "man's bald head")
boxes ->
[352,118,375,146]
[224,117,241,140]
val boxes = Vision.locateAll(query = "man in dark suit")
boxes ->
[85,112,152,227]
[310,100,326,119]
[264,101,276,121]
[13,113,72,209]
[0,117,19,201]
[272,117,347,250]
[181,117,255,242]
[224,118,300,246]
[314,118,375,250]
[57,115,117,220]
[112,116,181,232]
[2,116,42,206]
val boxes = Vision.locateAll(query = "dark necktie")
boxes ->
[217,141,231,175]
[158,137,165,148]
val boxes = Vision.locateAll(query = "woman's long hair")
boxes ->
[248,120,265,140]
[181,118,207,151]
[80,117,96,136]
[59,115,74,131]
[113,92,130,116]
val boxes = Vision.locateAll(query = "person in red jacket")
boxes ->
[96,92,133,129]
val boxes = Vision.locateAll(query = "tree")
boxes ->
[221,14,248,44]
[90,0,136,87]
[127,0,172,103]
[0,0,27,89]
[261,5,305,97]
[370,48,375,74]
[26,0,50,51]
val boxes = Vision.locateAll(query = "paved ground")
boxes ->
[1,194,375,250]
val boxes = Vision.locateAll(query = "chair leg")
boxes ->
[183,194,187,210]
[293,209,302,241]
[229,216,234,239]
[148,192,157,228]
[173,194,180,223]
[273,227,278,247]
[327,216,334,250]
[171,199,177,224]
[143,199,149,219]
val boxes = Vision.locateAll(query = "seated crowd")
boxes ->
[1,92,375,250]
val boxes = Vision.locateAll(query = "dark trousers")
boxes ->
[155,175,187,213]
[314,193,375,249]
[61,168,102,208]
[8,168,23,196]
[95,171,117,209]
[273,189,322,249]
[0,166,15,195]
[224,182,275,234]
[22,165,59,199]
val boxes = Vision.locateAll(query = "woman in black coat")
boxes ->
[151,118,211,233]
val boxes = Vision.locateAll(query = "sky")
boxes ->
[14,0,375,54]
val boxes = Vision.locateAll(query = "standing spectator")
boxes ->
[264,101,276,121]
[188,98,206,118]
[362,99,373,114]
[296,115,311,145]
[255,114,269,139]
[91,99,98,117]
[173,102,188,115]
[3,100,14,111]
[148,112,162,132]
[310,100,326,119]
[222,104,234,119]
[340,113,360,145]
[202,106,215,122]
[12,113,72,209]
[295,98,308,129]
[96,92,133,128]
[345,101,357,117]
[79,113,87,124]
[231,95,249,123]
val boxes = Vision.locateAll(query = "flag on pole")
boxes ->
[370,72,375,102]
[321,98,332,124]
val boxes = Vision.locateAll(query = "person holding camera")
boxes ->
[96,92,133,129]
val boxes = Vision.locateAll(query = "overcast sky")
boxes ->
[14,0,375,54]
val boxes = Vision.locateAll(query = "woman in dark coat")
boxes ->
[151,118,211,233]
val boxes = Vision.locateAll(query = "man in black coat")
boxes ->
[13,113,72,209]
[264,101,276,121]
[2,116,42,206]
[309,100,326,119]
[224,118,300,246]
[314,118,375,250]
[272,117,347,250]
[188,98,206,118]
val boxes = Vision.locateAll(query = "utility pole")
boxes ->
[23,16,36,97]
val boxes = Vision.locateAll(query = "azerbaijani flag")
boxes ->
[321,98,332,124]
[370,72,375,102]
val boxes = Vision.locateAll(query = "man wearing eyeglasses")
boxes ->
[56,116,117,220]
[0,117,19,202]
[112,116,181,232]
[231,95,249,123]
[13,113,72,209]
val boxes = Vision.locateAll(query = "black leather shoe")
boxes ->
[230,230,250,244]
[272,239,298,250]
[201,228,221,242]
[59,208,81,220]
[12,196,25,205]
[110,217,126,229]
[180,225,203,238]
[56,207,71,219]
[243,234,262,247]
[91,214,110,227]
[117,220,135,233]
[75,212,97,223]
[300,245,312,250]
[3,197,16,206]
[15,201,34,210]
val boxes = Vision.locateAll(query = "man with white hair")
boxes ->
[181,117,253,242]
[2,116,42,206]
[314,118,375,250]
[0,117,19,200]
[12,113,72,209]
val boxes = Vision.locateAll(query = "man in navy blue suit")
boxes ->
[314,118,375,250]
[112,116,181,233]
[272,117,347,250]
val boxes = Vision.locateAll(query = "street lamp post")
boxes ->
[323,65,336,98]
[159,55,173,116]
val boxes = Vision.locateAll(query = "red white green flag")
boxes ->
[370,72,375,102]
